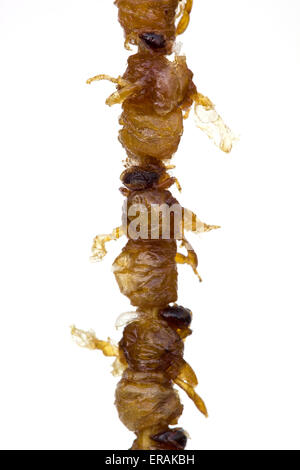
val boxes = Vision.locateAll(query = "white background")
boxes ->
[0,0,300,450]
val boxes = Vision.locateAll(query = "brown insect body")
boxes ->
[72,0,233,450]
[115,0,180,53]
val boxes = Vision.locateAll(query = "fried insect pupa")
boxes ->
[118,309,208,418]
[71,311,208,416]
[93,183,218,288]
[90,163,220,265]
[71,301,208,450]
[90,207,218,270]
[118,53,196,160]
[87,51,235,155]
[86,53,195,160]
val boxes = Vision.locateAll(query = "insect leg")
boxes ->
[70,326,118,356]
[86,74,140,106]
[176,1,184,20]
[124,32,138,51]
[174,376,208,417]
[182,107,192,120]
[174,178,182,192]
[86,74,128,86]
[71,326,126,376]
[105,82,140,107]
[177,360,198,387]
[176,0,194,35]
[91,226,125,262]
[175,238,202,282]
[155,176,182,192]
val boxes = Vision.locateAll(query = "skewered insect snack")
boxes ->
[72,0,234,450]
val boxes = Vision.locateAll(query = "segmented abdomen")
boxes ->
[113,239,178,308]
[119,102,183,160]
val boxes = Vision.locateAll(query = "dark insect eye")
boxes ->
[140,32,166,50]
[159,305,192,328]
[121,168,160,190]
[151,428,187,450]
